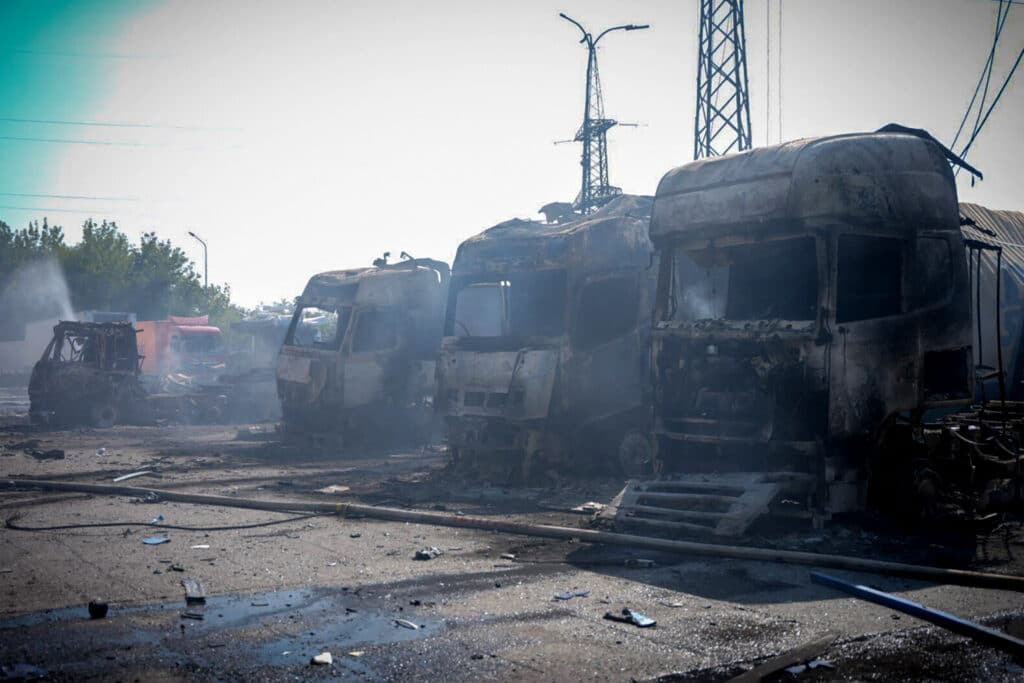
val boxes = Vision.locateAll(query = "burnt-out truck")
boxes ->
[630,129,986,534]
[29,321,226,427]
[276,257,450,449]
[29,321,147,427]
[436,195,655,482]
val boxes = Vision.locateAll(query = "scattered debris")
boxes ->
[28,449,64,460]
[811,572,1024,657]
[96,448,106,456]
[727,632,838,683]
[499,553,516,560]
[169,564,185,572]
[311,652,333,666]
[113,471,153,483]
[603,608,656,628]
[131,491,160,505]
[327,561,338,567]
[191,544,210,549]
[0,663,48,680]
[414,547,443,561]
[181,612,204,620]
[142,537,170,545]
[251,601,270,607]
[624,558,656,568]
[348,651,364,657]
[349,532,361,538]
[147,515,164,525]
[87,599,108,619]
[181,579,206,605]
[395,618,419,630]
[658,600,686,608]
[318,485,350,494]
[570,501,606,514]
[785,659,835,675]
[554,590,590,601]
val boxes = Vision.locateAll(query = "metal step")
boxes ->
[604,472,810,537]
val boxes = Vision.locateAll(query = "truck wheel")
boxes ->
[90,402,118,428]
[618,431,653,478]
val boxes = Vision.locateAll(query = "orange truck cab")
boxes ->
[135,315,224,378]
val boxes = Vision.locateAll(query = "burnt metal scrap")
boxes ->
[276,257,450,449]
[437,195,656,483]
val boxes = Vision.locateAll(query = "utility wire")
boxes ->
[0,205,130,214]
[960,43,1024,161]
[2,48,166,60]
[0,192,139,202]
[970,2,1012,146]
[0,116,238,132]
[952,0,1010,149]
[0,135,155,147]
[778,0,783,143]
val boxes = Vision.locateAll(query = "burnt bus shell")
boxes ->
[649,131,972,516]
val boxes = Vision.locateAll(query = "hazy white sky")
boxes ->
[2,0,1021,307]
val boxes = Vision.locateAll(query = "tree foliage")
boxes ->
[0,217,244,330]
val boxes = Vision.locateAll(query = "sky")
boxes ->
[1,0,1022,307]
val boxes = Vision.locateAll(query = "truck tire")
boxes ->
[90,402,118,428]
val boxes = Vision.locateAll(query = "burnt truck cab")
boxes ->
[437,195,655,482]
[649,131,972,518]
[276,258,450,448]
[29,321,146,427]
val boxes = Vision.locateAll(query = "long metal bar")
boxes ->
[810,572,1024,657]
[5,478,1024,592]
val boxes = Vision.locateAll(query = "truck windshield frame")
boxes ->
[664,236,819,322]
[447,269,568,339]
[284,304,351,351]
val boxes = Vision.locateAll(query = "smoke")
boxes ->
[0,259,75,339]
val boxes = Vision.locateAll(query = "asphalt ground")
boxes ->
[1,422,1023,681]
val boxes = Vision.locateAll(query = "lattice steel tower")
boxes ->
[694,0,752,159]
[560,13,649,213]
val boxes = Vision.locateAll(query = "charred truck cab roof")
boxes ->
[438,195,655,482]
[648,130,972,522]
[276,258,450,449]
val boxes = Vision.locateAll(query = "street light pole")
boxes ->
[187,231,208,289]
[559,13,649,212]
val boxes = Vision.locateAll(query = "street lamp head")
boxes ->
[188,231,197,238]
[625,24,650,31]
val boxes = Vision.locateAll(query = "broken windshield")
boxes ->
[285,305,351,350]
[449,270,566,338]
[667,237,818,321]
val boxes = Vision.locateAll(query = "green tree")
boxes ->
[0,216,246,331]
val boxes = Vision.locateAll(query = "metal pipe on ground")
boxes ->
[4,478,1023,592]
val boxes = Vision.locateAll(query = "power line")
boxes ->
[0,135,155,147]
[0,205,122,214]
[961,43,1024,160]
[971,2,1011,142]
[0,116,238,132]
[0,192,139,202]
[2,48,167,60]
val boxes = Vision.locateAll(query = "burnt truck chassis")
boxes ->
[438,196,655,483]
[616,129,1020,536]
[276,258,450,451]
[29,321,227,428]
